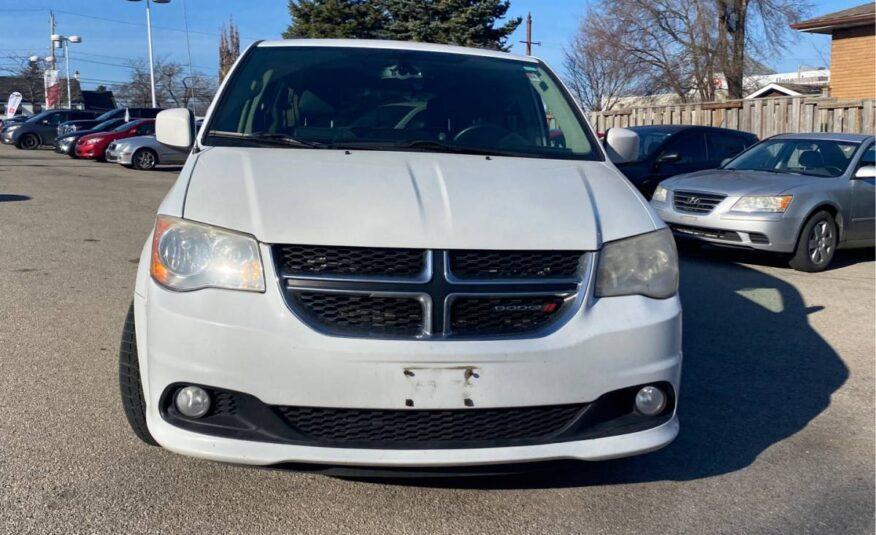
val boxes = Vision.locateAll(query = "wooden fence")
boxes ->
[587,96,876,137]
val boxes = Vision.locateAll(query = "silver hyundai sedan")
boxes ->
[651,133,875,271]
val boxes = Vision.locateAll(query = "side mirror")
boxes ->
[41,119,50,125]
[854,164,876,179]
[657,151,681,164]
[604,128,639,163]
[720,157,732,168]
[156,108,194,150]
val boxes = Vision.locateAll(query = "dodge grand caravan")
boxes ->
[121,40,682,469]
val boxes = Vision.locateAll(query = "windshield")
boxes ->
[95,109,117,122]
[205,46,600,160]
[725,138,860,177]
[112,120,138,133]
[26,111,52,123]
[94,118,123,131]
[629,128,675,160]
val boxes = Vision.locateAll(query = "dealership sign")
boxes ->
[5,92,22,118]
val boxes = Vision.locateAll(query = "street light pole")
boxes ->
[129,0,170,108]
[145,0,157,108]
[64,40,71,109]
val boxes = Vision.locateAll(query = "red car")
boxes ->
[75,119,155,160]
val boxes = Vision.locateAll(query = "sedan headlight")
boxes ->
[652,185,668,202]
[732,196,792,213]
[85,137,104,145]
[150,216,265,292]
[595,228,678,299]
[6,124,21,133]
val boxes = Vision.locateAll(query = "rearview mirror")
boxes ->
[854,165,876,179]
[604,128,639,163]
[657,151,681,164]
[156,108,194,150]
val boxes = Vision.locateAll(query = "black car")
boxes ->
[608,125,759,198]
[2,109,101,149]
[57,107,164,137]
[53,117,127,156]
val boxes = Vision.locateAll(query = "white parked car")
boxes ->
[121,40,681,471]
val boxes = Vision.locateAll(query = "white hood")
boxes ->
[181,147,657,250]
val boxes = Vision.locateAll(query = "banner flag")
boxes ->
[45,69,61,109]
[5,92,22,118]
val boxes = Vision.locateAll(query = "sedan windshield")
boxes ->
[205,46,600,160]
[112,121,138,133]
[94,118,123,131]
[726,138,859,177]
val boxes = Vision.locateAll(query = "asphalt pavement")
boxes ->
[0,144,873,534]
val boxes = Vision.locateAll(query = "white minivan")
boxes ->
[121,39,682,470]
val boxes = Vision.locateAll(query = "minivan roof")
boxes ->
[257,39,538,64]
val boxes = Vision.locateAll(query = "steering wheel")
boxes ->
[823,166,844,176]
[453,124,520,146]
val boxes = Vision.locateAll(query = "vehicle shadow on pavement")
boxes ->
[363,253,850,489]
[0,194,31,202]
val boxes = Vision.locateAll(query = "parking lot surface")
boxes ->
[1,144,873,534]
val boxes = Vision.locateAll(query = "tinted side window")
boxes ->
[136,123,155,135]
[659,132,706,164]
[708,132,749,162]
[859,144,875,166]
[46,112,67,125]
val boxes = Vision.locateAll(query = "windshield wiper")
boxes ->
[207,131,326,149]
[329,139,535,158]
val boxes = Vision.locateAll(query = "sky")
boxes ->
[0,0,864,91]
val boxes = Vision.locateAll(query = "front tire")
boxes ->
[789,211,838,272]
[132,148,158,170]
[17,133,39,150]
[119,303,158,446]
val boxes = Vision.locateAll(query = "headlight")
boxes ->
[150,216,265,292]
[732,196,792,213]
[595,228,678,299]
[652,185,669,203]
[85,137,104,145]
[6,124,21,132]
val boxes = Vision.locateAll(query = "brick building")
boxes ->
[791,3,876,99]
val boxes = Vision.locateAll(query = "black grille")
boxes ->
[671,224,742,242]
[275,245,426,278]
[673,191,725,214]
[450,296,567,336]
[210,391,238,416]
[289,291,425,337]
[749,232,770,244]
[275,404,584,445]
[448,250,583,279]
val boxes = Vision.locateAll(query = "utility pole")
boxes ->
[519,12,541,56]
[49,11,55,64]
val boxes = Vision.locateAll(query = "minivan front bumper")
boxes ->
[134,245,682,467]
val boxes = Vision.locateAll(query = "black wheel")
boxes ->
[119,303,158,446]
[789,210,838,272]
[132,148,158,170]
[17,133,39,150]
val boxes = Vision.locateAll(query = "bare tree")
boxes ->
[113,58,217,114]
[563,10,650,111]
[717,0,811,99]
[594,0,719,102]
[1,55,46,110]
[219,18,240,83]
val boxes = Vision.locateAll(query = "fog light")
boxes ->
[175,386,211,418]
[635,386,666,416]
